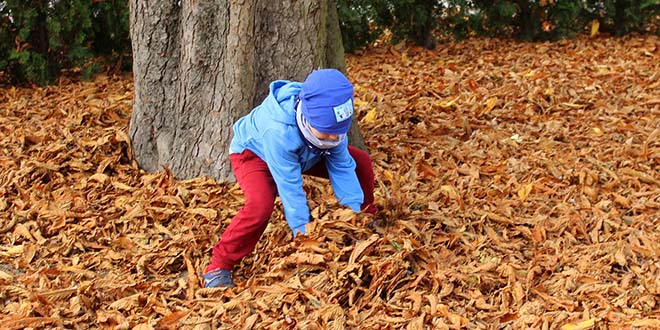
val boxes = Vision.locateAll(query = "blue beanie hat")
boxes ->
[299,69,354,135]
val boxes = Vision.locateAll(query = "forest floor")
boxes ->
[1,34,659,330]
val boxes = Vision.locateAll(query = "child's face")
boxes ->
[309,126,340,141]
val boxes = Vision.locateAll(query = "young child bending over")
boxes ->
[203,69,377,288]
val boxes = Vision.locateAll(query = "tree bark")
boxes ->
[614,0,629,35]
[129,0,365,182]
[515,0,540,41]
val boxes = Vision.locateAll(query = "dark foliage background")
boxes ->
[0,0,130,85]
[1,0,658,85]
[340,0,660,51]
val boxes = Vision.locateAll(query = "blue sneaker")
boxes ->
[202,269,236,288]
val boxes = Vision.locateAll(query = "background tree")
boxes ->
[128,0,367,182]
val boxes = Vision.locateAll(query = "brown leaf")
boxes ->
[155,310,190,330]
[348,234,379,264]
[285,252,325,265]
[187,208,217,219]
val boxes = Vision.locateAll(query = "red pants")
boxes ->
[208,146,376,271]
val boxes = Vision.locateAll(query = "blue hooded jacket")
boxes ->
[229,80,364,234]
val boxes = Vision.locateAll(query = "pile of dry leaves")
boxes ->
[1,35,659,329]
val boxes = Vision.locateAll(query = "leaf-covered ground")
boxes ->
[1,35,659,329]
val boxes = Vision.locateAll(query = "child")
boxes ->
[203,69,377,288]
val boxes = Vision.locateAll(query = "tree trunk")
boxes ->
[614,0,629,35]
[515,0,540,41]
[128,0,365,182]
[29,0,53,81]
[29,0,49,56]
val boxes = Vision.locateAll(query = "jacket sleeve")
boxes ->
[261,132,310,233]
[325,140,364,211]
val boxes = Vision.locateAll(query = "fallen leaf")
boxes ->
[561,318,597,330]
[440,185,459,200]
[187,208,217,219]
[481,97,498,115]
[590,20,600,37]
[518,183,533,201]
[362,108,377,124]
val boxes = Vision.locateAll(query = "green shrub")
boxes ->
[583,0,660,35]
[337,0,659,50]
[338,0,441,51]
[385,0,439,48]
[1,0,658,84]
[0,0,130,85]
[337,0,383,52]
[90,0,132,72]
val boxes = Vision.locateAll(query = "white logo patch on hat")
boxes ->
[333,99,353,123]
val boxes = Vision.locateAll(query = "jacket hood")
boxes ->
[264,80,302,125]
